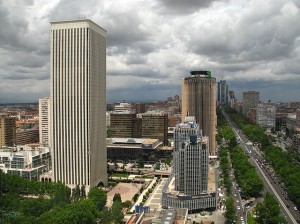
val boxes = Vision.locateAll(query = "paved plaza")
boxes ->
[106,182,143,207]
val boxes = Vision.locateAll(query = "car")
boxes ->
[286,204,290,208]
[294,207,298,211]
[234,194,237,197]
[241,217,244,221]
[236,200,239,203]
[237,206,241,210]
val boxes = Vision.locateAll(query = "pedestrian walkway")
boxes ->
[130,177,157,212]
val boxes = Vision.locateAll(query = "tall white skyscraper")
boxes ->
[39,97,51,146]
[50,20,107,190]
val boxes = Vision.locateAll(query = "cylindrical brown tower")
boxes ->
[181,71,216,155]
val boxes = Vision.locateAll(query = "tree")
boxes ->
[133,193,139,202]
[122,200,132,208]
[81,185,86,199]
[113,193,122,203]
[224,197,237,224]
[111,201,124,224]
[256,192,287,224]
[72,185,81,201]
[19,197,53,217]
[52,187,71,205]
[88,187,107,211]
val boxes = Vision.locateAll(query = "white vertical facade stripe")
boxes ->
[50,20,107,190]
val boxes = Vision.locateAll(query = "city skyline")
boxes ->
[0,0,300,103]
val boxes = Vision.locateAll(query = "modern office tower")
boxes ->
[181,71,216,155]
[228,90,235,100]
[0,114,16,147]
[217,79,228,105]
[110,113,139,138]
[39,97,51,146]
[256,103,276,129]
[242,91,259,116]
[141,113,168,145]
[16,129,39,145]
[162,117,216,212]
[228,90,237,109]
[110,113,168,145]
[50,19,107,190]
[173,117,208,194]
[135,103,146,114]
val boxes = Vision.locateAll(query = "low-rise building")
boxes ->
[107,138,162,161]
[0,144,51,181]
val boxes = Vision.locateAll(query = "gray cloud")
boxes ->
[0,0,300,103]
[155,0,221,14]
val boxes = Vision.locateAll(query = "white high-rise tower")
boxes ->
[50,20,107,190]
[39,97,51,146]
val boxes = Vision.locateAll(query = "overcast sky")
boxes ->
[0,0,299,103]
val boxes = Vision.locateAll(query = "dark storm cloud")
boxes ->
[105,13,151,48]
[185,0,300,82]
[108,81,181,101]
[0,3,30,51]
[228,79,300,103]
[155,0,221,14]
[3,72,49,80]
[108,68,169,79]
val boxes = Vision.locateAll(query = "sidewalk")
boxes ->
[130,177,157,212]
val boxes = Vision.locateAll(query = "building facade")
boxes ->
[141,113,168,145]
[39,97,51,146]
[242,91,259,116]
[114,103,132,113]
[110,113,168,145]
[0,144,51,181]
[135,103,146,114]
[16,129,39,145]
[173,117,208,195]
[256,104,276,129]
[181,71,217,155]
[162,117,216,212]
[0,114,16,147]
[51,19,107,190]
[217,79,228,105]
[110,113,139,138]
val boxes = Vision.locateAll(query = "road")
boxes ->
[222,110,300,224]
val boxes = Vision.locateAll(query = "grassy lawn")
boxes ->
[112,173,129,178]
[247,210,256,224]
